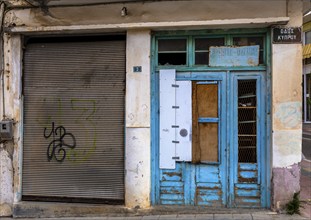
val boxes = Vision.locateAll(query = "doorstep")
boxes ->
[13,201,129,218]
[13,202,272,218]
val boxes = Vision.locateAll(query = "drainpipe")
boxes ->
[0,1,5,119]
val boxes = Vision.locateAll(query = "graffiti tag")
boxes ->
[44,122,76,162]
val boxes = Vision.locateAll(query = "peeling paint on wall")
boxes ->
[4,1,287,28]
[126,30,150,127]
[275,102,302,129]
[273,130,302,168]
[0,0,304,214]
[125,128,150,208]
[0,148,14,216]
[272,163,300,211]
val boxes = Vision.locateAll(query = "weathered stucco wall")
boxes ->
[4,0,287,29]
[0,0,304,216]
[125,30,151,208]
[0,147,13,216]
[271,0,303,210]
[0,34,22,216]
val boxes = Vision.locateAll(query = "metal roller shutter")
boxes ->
[22,37,126,202]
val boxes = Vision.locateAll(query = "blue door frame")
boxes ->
[150,30,271,208]
[229,72,267,207]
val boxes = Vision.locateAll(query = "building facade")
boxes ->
[0,0,303,217]
[303,12,311,123]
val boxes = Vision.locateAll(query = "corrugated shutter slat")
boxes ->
[22,40,125,201]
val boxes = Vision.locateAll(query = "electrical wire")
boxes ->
[21,0,38,7]
[0,2,5,119]
[5,0,191,9]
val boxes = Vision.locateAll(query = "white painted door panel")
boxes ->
[159,70,192,168]
[175,81,192,161]
[159,69,176,169]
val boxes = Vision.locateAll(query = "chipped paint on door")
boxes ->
[158,72,228,206]
[229,73,266,208]
[156,71,267,207]
[159,69,192,169]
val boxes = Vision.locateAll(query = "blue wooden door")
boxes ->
[155,71,268,207]
[228,72,267,208]
[157,72,228,206]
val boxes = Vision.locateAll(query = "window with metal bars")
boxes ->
[238,80,257,163]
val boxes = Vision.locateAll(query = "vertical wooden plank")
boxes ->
[176,80,192,161]
[197,84,218,117]
[190,164,196,205]
[183,163,191,205]
[192,83,219,163]
[199,123,218,162]
[159,69,176,169]
[192,82,200,163]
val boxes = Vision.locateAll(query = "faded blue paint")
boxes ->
[160,181,183,187]
[240,198,260,203]
[156,66,266,72]
[209,46,260,67]
[239,163,257,170]
[197,182,221,188]
[160,194,184,200]
[160,186,183,193]
[150,35,159,205]
[264,30,272,208]
[161,175,182,182]
[156,72,227,206]
[196,165,220,183]
[154,71,266,207]
[235,183,259,189]
[236,188,260,197]
[239,171,258,179]
[151,30,271,208]
[196,81,218,84]
[198,194,221,201]
[230,73,266,208]
[161,200,184,205]
[198,118,219,123]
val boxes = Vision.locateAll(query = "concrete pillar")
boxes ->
[0,34,23,216]
[0,147,13,216]
[125,30,151,208]
[271,0,303,210]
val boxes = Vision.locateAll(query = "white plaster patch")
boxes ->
[273,130,302,168]
[0,149,13,216]
[125,128,150,208]
[275,102,301,129]
[126,30,151,128]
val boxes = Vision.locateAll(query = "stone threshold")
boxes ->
[13,201,270,218]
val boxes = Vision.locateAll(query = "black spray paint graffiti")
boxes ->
[44,122,76,162]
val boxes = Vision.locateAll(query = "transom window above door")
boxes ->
[155,32,266,68]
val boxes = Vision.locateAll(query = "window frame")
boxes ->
[155,36,189,67]
[192,80,222,164]
[153,29,268,72]
[192,36,226,67]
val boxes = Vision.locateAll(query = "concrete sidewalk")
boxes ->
[302,123,311,160]
[301,123,311,218]
[300,159,311,218]
[0,212,309,220]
